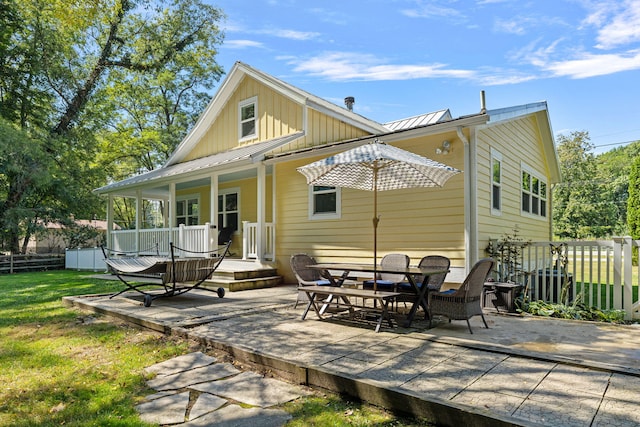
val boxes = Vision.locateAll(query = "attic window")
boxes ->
[239,96,257,141]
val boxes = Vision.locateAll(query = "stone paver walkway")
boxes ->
[136,351,309,426]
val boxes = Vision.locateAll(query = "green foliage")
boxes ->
[485,225,531,284]
[628,156,640,239]
[520,300,625,323]
[0,0,225,248]
[553,131,619,239]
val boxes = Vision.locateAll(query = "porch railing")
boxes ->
[242,221,275,261]
[108,222,275,261]
[492,237,639,320]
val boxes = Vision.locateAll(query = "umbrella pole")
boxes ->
[373,166,379,293]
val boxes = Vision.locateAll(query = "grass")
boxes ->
[0,270,431,426]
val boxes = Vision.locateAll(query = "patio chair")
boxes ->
[428,258,495,334]
[362,253,410,292]
[396,255,450,315]
[362,253,410,309]
[290,253,334,308]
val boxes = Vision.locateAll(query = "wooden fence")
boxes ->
[0,253,65,274]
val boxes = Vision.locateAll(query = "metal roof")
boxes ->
[95,132,304,194]
[383,109,452,131]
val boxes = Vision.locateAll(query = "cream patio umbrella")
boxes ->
[297,140,461,291]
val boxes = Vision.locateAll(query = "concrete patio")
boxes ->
[63,284,640,426]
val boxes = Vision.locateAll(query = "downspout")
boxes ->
[457,125,476,273]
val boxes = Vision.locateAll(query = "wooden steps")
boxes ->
[202,260,283,292]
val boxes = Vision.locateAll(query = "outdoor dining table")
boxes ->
[306,263,450,329]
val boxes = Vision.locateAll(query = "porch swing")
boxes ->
[101,240,232,307]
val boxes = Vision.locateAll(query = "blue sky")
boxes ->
[209,0,640,154]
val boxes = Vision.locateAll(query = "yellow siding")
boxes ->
[476,116,552,260]
[184,77,304,161]
[270,108,373,155]
[274,135,466,284]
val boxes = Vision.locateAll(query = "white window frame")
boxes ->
[520,163,548,220]
[491,148,502,216]
[176,194,200,226]
[218,187,240,232]
[309,185,341,220]
[238,96,258,142]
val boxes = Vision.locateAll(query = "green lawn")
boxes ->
[0,270,430,426]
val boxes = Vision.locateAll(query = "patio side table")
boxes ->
[490,282,523,313]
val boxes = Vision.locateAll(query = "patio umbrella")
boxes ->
[297,140,461,291]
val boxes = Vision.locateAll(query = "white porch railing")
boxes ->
[107,222,275,261]
[492,237,639,320]
[242,221,275,261]
[109,223,216,256]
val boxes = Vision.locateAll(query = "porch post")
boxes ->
[256,163,266,262]
[210,174,218,229]
[169,182,176,250]
[106,194,114,248]
[135,189,142,252]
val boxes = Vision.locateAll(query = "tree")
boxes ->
[0,0,224,251]
[553,131,618,239]
[628,157,640,239]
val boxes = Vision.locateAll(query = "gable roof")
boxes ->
[486,101,561,183]
[165,61,388,165]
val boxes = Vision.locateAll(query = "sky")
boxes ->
[208,0,640,154]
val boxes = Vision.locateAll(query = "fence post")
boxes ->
[623,236,634,320]
[10,253,14,274]
[613,237,623,314]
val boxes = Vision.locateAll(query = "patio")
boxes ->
[63,285,640,427]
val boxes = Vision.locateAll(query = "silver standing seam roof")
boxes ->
[94,132,304,194]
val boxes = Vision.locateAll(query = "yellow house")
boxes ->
[95,61,561,284]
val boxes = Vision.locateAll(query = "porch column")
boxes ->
[106,194,114,248]
[169,182,176,250]
[135,189,142,252]
[256,163,266,262]
[210,174,219,228]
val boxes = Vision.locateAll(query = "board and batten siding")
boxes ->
[270,108,373,155]
[182,76,371,162]
[183,77,304,161]
[274,137,466,284]
[476,115,552,261]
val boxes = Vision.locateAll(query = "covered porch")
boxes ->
[95,135,304,265]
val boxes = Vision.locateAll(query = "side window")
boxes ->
[238,96,257,141]
[218,190,239,231]
[309,185,341,220]
[491,149,502,215]
[521,165,547,218]
[176,196,199,226]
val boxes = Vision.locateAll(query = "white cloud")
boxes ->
[400,0,465,20]
[581,0,640,49]
[224,40,265,49]
[494,18,527,35]
[256,28,321,41]
[287,52,475,81]
[543,50,640,78]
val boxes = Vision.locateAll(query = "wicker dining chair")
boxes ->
[396,255,450,314]
[290,253,333,308]
[428,258,495,334]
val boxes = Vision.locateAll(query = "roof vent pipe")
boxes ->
[480,90,486,114]
[344,96,355,111]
